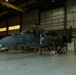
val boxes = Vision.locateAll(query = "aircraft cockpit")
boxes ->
[21,27,39,34]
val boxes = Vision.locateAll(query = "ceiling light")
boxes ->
[6,0,8,2]
[52,0,55,2]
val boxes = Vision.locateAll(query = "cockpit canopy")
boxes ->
[21,27,44,34]
[22,27,36,34]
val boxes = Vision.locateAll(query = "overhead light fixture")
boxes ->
[6,0,8,2]
[52,0,55,2]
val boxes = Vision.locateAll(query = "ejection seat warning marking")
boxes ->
[25,35,34,41]
[26,35,30,41]
[16,38,23,43]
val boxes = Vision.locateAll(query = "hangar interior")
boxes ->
[0,0,76,52]
[0,0,76,75]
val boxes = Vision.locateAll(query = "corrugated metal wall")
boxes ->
[66,0,76,51]
[0,0,76,49]
[22,9,39,30]
[40,8,64,30]
[66,0,76,29]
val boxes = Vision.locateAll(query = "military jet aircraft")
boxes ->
[0,26,72,53]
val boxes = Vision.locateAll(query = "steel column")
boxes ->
[64,0,67,33]
[38,8,41,25]
[20,13,22,32]
[6,11,9,36]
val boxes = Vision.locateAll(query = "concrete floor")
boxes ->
[0,52,76,75]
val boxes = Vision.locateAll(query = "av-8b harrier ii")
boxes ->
[0,26,72,53]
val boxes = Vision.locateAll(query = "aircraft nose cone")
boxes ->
[0,36,16,47]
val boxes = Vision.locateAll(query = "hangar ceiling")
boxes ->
[0,0,65,19]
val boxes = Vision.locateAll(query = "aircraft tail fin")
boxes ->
[67,26,72,43]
